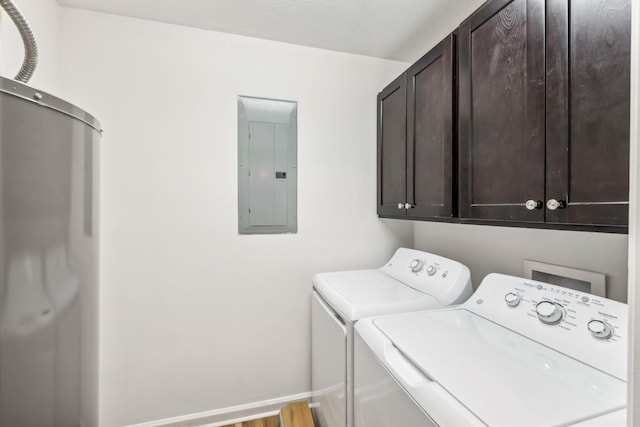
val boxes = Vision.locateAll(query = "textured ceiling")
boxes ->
[55,0,486,63]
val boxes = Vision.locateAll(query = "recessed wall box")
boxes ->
[523,260,606,297]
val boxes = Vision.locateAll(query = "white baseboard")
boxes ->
[125,391,312,427]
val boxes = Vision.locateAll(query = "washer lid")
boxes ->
[372,309,627,427]
[312,270,441,321]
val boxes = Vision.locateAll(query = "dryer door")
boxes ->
[311,292,347,427]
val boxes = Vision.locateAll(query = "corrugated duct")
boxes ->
[0,0,38,82]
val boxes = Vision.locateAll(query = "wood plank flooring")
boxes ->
[220,401,314,427]
[281,402,315,427]
[221,415,279,427]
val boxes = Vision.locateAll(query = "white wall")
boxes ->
[0,0,60,92]
[57,8,411,426]
[414,222,628,302]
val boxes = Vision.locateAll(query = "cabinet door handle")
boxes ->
[525,200,543,210]
[546,199,566,210]
[397,202,404,210]
[404,203,414,209]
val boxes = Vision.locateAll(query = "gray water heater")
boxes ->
[0,76,101,427]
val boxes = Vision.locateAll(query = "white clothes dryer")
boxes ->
[354,273,628,427]
[311,248,472,427]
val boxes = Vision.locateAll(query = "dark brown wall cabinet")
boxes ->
[378,34,456,220]
[459,0,631,232]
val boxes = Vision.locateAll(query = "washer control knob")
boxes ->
[410,259,424,273]
[505,292,521,307]
[426,264,437,276]
[587,320,613,339]
[536,301,563,324]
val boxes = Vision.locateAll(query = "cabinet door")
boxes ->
[459,0,546,223]
[377,74,407,217]
[546,0,630,229]
[406,34,456,220]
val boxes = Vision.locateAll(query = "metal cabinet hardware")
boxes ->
[546,199,566,210]
[525,200,543,210]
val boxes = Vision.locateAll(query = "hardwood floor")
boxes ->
[220,415,279,427]
[280,401,315,427]
[220,401,315,427]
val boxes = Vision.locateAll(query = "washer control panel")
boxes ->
[466,273,627,380]
[380,248,473,306]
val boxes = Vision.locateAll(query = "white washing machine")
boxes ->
[354,273,628,427]
[311,248,473,427]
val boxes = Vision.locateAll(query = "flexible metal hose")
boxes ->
[0,0,38,83]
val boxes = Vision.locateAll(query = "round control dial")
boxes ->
[587,320,613,339]
[410,259,424,273]
[504,292,521,307]
[426,264,437,276]
[535,301,564,325]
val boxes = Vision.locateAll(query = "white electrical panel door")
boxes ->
[238,96,297,234]
[249,121,288,226]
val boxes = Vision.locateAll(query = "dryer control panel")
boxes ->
[465,273,627,381]
[380,248,473,306]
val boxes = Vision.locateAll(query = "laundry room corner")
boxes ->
[2,0,637,425]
